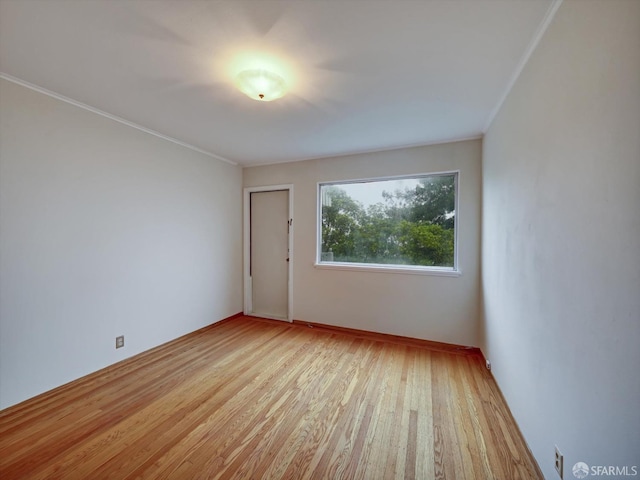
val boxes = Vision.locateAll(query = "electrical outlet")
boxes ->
[115,335,124,349]
[555,445,564,478]
[486,359,491,371]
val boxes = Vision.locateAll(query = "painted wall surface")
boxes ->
[244,140,482,346]
[482,1,640,478]
[0,79,243,409]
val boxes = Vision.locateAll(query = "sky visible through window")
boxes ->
[336,178,420,207]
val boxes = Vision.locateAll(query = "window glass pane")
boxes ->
[320,173,456,268]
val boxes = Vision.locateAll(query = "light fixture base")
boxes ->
[235,69,287,102]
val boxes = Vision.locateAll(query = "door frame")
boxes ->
[243,184,294,322]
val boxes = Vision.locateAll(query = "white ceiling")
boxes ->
[0,0,556,166]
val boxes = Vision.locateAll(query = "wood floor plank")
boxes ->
[289,338,382,480]
[1,321,288,479]
[0,316,543,479]
[132,327,327,479]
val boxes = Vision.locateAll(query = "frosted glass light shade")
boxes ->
[235,69,287,101]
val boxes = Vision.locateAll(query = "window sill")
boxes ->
[313,262,461,277]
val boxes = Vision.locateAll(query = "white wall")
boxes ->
[482,1,640,478]
[244,140,482,346]
[0,78,243,409]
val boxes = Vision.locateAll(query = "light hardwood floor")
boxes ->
[0,316,542,479]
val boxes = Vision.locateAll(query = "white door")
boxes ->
[249,190,289,320]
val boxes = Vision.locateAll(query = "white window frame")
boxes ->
[315,171,460,276]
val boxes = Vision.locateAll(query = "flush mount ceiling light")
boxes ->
[235,69,287,102]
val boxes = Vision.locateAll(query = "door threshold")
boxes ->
[246,313,291,322]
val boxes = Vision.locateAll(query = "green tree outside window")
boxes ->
[320,173,456,268]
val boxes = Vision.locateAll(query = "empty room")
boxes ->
[0,0,638,479]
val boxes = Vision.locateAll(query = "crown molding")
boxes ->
[0,73,237,166]
[244,135,483,168]
[483,0,564,133]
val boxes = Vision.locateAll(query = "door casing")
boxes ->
[243,184,294,322]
